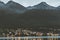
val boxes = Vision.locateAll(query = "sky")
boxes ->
[1,0,60,7]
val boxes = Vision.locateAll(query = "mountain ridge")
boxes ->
[0,1,59,8]
[27,2,56,10]
[0,1,60,31]
[0,1,27,14]
[0,1,60,14]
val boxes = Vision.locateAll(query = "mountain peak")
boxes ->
[34,2,49,7]
[7,0,16,4]
[0,1,6,8]
[32,2,55,9]
[6,0,25,9]
[38,2,48,6]
[6,0,26,13]
[40,2,47,5]
[58,6,60,8]
[56,6,60,10]
[33,2,49,9]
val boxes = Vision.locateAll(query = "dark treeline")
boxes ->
[0,9,60,31]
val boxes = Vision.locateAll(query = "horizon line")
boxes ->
[0,0,59,7]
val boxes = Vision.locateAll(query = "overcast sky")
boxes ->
[1,0,60,7]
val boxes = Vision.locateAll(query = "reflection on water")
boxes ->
[0,36,60,40]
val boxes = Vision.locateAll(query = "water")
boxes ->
[0,36,60,40]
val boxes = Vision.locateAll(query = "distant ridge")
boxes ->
[6,1,26,9]
[0,1,6,8]
[6,0,27,13]
[0,1,60,14]
[0,1,59,8]
[27,2,56,10]
[56,6,60,10]
[0,0,27,14]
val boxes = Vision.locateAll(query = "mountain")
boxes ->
[0,1,60,31]
[56,6,60,10]
[29,2,55,10]
[0,1,9,15]
[0,1,27,14]
[0,1,6,9]
[0,9,60,31]
[27,6,33,9]
[6,1,27,13]
[58,6,60,8]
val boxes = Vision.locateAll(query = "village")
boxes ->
[0,28,60,40]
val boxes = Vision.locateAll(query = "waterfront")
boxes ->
[0,36,60,40]
[0,28,60,40]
